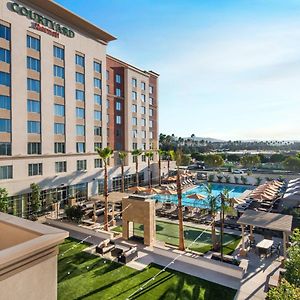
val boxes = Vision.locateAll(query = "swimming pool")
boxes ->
[152,183,252,209]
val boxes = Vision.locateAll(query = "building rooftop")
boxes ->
[0,213,68,281]
[22,0,116,43]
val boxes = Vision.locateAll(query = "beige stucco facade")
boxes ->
[0,212,68,300]
[0,0,159,202]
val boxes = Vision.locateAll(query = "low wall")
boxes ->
[153,246,245,280]
[44,218,113,241]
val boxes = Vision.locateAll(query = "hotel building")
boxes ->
[0,0,159,217]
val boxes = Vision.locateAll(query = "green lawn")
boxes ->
[113,221,241,255]
[58,238,236,300]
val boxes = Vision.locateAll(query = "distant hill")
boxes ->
[183,137,225,143]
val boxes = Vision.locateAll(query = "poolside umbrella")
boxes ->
[128,186,147,193]
[162,190,177,195]
[187,193,206,200]
[143,187,163,194]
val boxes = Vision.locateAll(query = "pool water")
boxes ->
[153,183,252,209]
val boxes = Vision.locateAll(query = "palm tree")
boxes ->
[157,149,164,186]
[118,151,127,192]
[131,149,143,187]
[170,149,185,251]
[145,150,154,188]
[204,183,218,251]
[167,150,174,176]
[96,146,113,231]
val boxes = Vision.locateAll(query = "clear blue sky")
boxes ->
[56,0,300,140]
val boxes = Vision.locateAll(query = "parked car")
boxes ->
[233,169,245,174]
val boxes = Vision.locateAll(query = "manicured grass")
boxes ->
[113,221,241,255]
[58,238,236,300]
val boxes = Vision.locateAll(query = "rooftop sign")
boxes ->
[8,2,75,38]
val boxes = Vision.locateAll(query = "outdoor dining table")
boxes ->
[256,239,274,257]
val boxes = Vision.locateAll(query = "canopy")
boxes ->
[128,186,147,192]
[89,192,127,204]
[187,193,206,200]
[237,210,292,233]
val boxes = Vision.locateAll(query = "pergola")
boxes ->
[237,210,293,258]
[90,192,127,226]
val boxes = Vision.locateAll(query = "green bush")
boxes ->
[65,205,84,223]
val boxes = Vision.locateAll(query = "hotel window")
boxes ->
[149,86,154,94]
[149,120,153,128]
[0,165,12,180]
[75,54,84,67]
[141,106,146,114]
[0,24,11,41]
[0,143,11,156]
[94,61,101,73]
[106,99,110,108]
[76,107,85,119]
[116,101,121,111]
[142,143,146,150]
[54,142,65,153]
[132,104,137,113]
[149,97,154,105]
[76,125,85,136]
[132,78,137,87]
[27,142,41,155]
[76,142,86,153]
[132,117,137,126]
[94,158,102,168]
[53,46,64,60]
[132,130,138,138]
[142,155,146,162]
[94,78,101,89]
[141,94,146,102]
[27,121,40,134]
[0,48,10,63]
[132,142,138,149]
[76,90,85,101]
[77,160,87,171]
[54,84,65,97]
[115,88,121,97]
[54,65,64,78]
[55,161,67,173]
[149,131,154,139]
[54,123,65,135]
[132,91,137,100]
[94,126,102,136]
[116,116,121,124]
[28,163,42,176]
[94,94,101,105]
[94,110,102,121]
[54,104,65,116]
[27,99,41,114]
[0,96,11,110]
[149,108,153,117]
[116,74,121,83]
[0,119,11,132]
[141,118,146,126]
[27,78,40,93]
[27,57,40,72]
[27,35,40,51]
[142,131,146,139]
[141,82,146,90]
[0,72,10,87]
[107,114,110,124]
[106,85,109,93]
[106,70,109,80]
[76,72,85,84]
[94,142,102,150]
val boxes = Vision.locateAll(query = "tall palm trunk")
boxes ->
[158,155,162,186]
[148,158,151,188]
[104,162,109,231]
[135,159,139,187]
[176,168,185,251]
[167,158,170,176]
[121,162,125,192]
[211,214,217,250]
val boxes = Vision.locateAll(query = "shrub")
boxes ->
[208,174,215,182]
[240,176,248,185]
[234,176,240,184]
[217,175,223,183]
[224,175,231,183]
[256,177,263,186]
[0,188,8,213]
[65,205,84,223]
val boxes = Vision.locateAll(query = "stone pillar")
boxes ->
[111,203,116,226]
[241,225,245,250]
[249,225,254,241]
